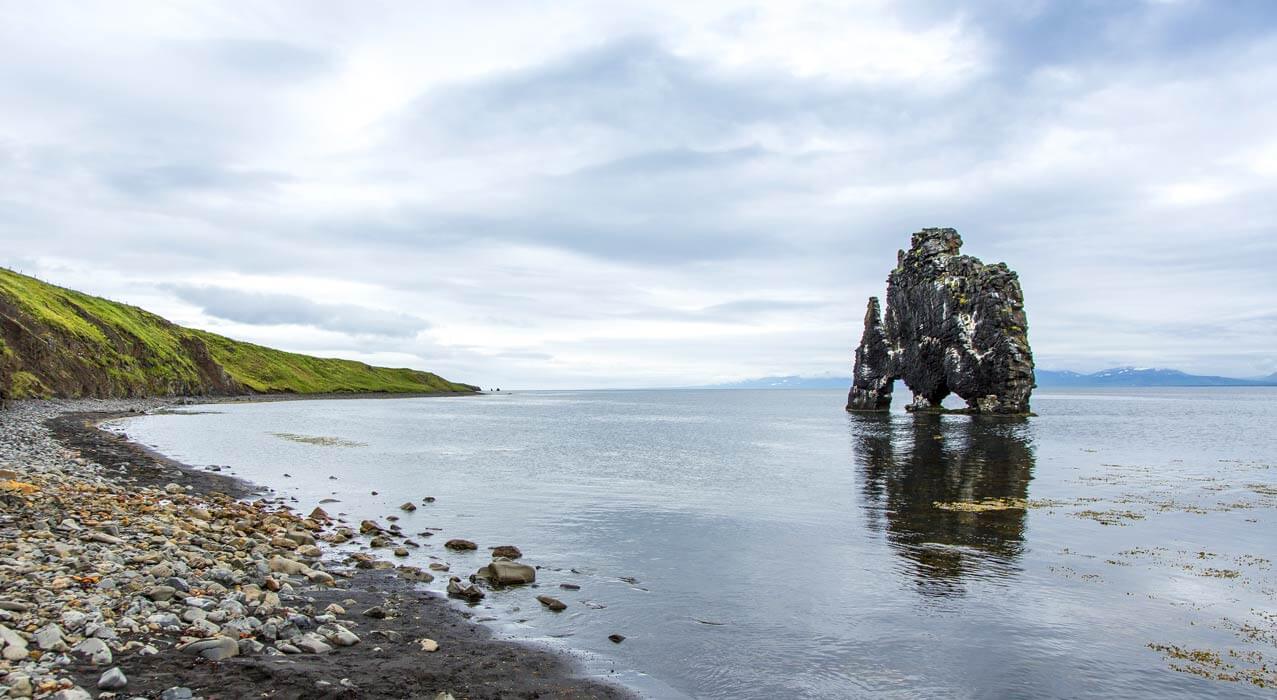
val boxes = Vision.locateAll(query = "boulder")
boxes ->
[476,558,536,585]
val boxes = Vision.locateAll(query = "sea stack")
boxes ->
[847,228,1034,415]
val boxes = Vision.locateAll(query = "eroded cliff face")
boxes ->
[847,228,1035,415]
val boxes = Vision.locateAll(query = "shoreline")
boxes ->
[0,398,633,699]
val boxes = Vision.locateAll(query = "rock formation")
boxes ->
[847,228,1034,415]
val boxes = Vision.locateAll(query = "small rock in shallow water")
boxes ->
[477,558,536,585]
[490,545,522,559]
[98,667,128,690]
[608,634,626,644]
[537,595,567,612]
[447,577,485,602]
[559,583,581,591]
[445,539,477,551]
[400,501,417,511]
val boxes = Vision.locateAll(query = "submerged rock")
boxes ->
[490,545,522,559]
[847,228,1035,415]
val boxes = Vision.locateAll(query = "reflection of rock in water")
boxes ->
[853,413,1035,596]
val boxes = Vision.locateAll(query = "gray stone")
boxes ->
[34,623,67,651]
[318,623,360,647]
[159,688,194,700]
[182,635,239,661]
[71,637,112,665]
[0,623,28,661]
[98,666,128,690]
[294,633,333,654]
[145,585,177,602]
[4,673,33,698]
[60,610,88,631]
[147,612,182,629]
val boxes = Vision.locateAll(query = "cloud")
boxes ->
[0,1,1274,386]
[167,285,429,338]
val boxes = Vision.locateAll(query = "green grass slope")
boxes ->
[0,267,478,400]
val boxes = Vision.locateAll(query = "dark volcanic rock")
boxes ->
[847,228,1034,415]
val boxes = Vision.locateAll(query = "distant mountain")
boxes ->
[1035,367,1276,387]
[704,368,1277,390]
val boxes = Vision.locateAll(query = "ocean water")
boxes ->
[114,388,1277,698]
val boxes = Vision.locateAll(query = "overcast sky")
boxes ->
[3,1,1275,388]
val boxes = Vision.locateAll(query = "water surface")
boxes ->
[115,388,1277,698]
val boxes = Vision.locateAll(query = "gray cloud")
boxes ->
[0,2,1274,386]
[167,286,429,338]
[105,164,293,197]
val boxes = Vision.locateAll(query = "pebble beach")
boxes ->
[0,399,629,700]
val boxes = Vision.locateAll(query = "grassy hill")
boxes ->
[0,268,478,400]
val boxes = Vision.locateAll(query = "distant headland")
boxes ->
[0,268,477,401]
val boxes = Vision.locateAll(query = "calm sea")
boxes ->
[114,388,1277,698]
